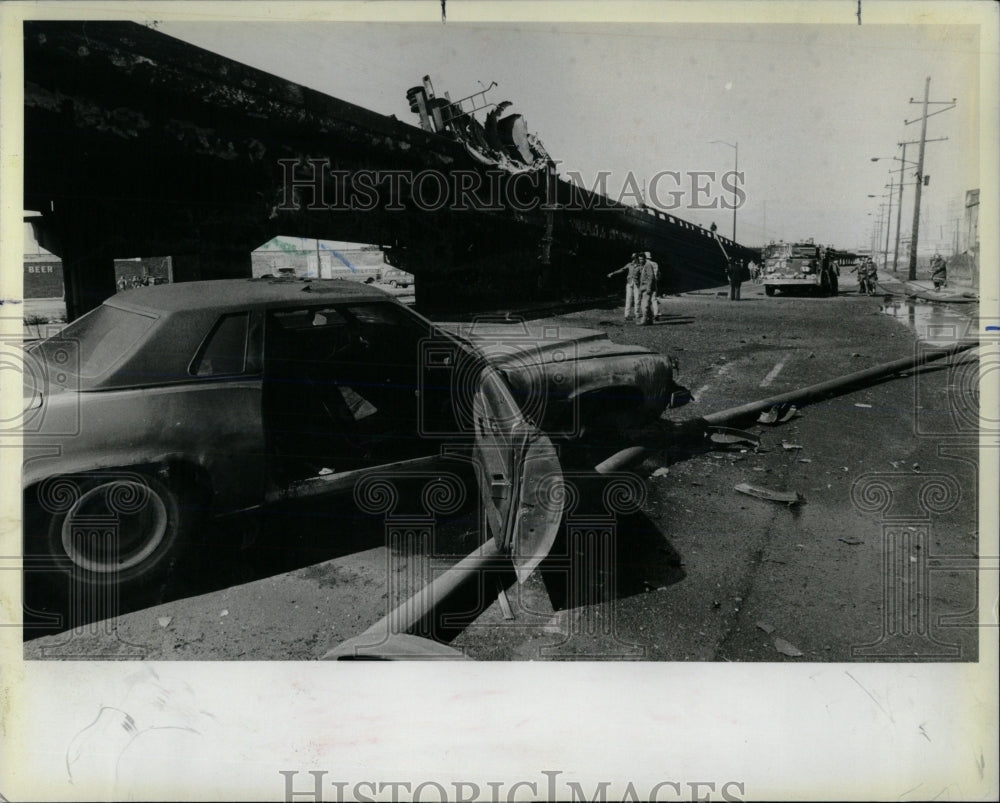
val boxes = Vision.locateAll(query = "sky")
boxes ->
[19,14,984,255]
[144,19,984,252]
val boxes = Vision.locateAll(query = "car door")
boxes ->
[473,365,564,582]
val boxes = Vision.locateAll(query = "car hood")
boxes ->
[439,320,661,368]
[438,320,676,415]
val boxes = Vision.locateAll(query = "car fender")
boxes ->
[23,380,267,512]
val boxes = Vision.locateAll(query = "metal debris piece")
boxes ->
[854,403,873,408]
[838,537,864,545]
[778,405,799,422]
[774,637,804,657]
[708,426,760,449]
[157,616,172,628]
[756,621,775,634]
[651,467,670,477]
[781,442,803,450]
[496,587,514,620]
[734,483,804,506]
[757,404,798,424]
[757,407,779,424]
[798,458,812,463]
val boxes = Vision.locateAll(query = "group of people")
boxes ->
[610,249,752,316]
[607,251,661,325]
[851,258,878,294]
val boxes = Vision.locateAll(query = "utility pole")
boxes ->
[905,77,956,280]
[883,175,894,269]
[893,142,907,273]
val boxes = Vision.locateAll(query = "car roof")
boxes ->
[108,277,390,315]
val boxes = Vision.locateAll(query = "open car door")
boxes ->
[323,362,564,660]
[473,366,564,583]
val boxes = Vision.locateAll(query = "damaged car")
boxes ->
[22,278,678,594]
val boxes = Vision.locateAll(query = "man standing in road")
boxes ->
[636,252,658,324]
[726,257,744,301]
[644,251,661,319]
[930,252,947,290]
[608,252,642,320]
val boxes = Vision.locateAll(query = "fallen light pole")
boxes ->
[324,338,978,658]
[702,338,977,426]
[602,338,978,472]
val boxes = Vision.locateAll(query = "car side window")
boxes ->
[190,312,250,377]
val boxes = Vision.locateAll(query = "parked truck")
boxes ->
[761,240,841,297]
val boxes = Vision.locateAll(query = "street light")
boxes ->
[868,179,895,270]
[710,139,738,241]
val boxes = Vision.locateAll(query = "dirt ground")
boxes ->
[23,273,981,662]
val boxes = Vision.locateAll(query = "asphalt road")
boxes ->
[24,274,981,662]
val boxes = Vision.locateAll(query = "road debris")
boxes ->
[734,483,804,506]
[651,467,670,477]
[781,441,803,450]
[157,617,172,628]
[774,637,804,657]
[708,427,760,449]
[854,403,873,408]
[838,537,864,545]
[496,587,514,620]
[756,621,775,634]
[757,404,799,425]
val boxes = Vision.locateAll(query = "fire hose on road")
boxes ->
[324,338,978,658]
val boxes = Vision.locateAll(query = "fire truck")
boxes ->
[760,240,841,297]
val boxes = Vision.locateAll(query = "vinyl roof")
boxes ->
[107,277,390,314]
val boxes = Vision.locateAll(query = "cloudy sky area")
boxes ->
[149,20,980,253]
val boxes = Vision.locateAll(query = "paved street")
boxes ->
[24,275,981,662]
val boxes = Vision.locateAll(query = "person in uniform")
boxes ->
[644,251,661,319]
[930,253,947,290]
[726,257,743,301]
[607,252,642,320]
[636,253,658,324]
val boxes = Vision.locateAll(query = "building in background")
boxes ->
[23,254,174,324]
[251,237,386,281]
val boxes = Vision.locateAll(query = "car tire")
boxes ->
[33,471,196,593]
[390,280,399,288]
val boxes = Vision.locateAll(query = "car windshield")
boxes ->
[32,304,157,380]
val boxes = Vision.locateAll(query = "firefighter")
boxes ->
[636,253,658,324]
[644,251,661,319]
[726,257,744,301]
[607,252,642,320]
[930,253,947,290]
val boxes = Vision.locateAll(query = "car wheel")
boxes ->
[390,280,399,288]
[765,286,775,296]
[35,471,195,591]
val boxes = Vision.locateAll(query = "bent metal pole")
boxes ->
[702,338,977,426]
[596,338,978,473]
